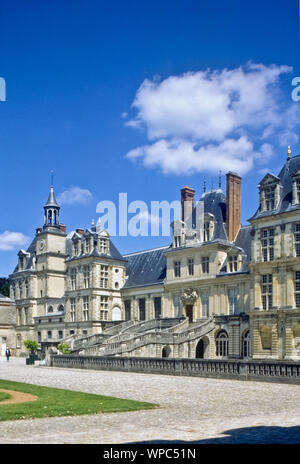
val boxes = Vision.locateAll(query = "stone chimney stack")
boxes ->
[180,186,195,223]
[226,172,241,242]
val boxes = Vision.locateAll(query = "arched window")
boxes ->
[112,306,121,321]
[57,305,64,312]
[48,306,53,313]
[243,331,250,358]
[216,330,228,357]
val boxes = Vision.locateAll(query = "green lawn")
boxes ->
[0,391,11,402]
[0,379,158,421]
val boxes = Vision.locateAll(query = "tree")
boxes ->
[0,278,9,297]
[57,343,71,355]
[23,340,39,354]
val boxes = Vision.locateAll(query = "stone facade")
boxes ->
[7,150,300,361]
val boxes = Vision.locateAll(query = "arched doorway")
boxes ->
[195,337,209,359]
[196,339,204,358]
[162,345,172,358]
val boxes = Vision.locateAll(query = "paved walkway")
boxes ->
[0,357,300,444]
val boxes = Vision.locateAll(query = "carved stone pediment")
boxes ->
[181,288,198,304]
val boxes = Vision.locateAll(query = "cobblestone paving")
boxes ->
[0,357,299,444]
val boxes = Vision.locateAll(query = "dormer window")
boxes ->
[99,238,108,254]
[174,236,181,248]
[204,222,210,241]
[73,240,79,256]
[85,239,91,254]
[258,174,280,212]
[228,256,238,273]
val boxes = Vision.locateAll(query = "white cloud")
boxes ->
[125,62,297,176]
[0,231,30,251]
[58,186,93,205]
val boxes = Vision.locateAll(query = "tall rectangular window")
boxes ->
[139,298,146,321]
[261,229,275,262]
[204,222,210,241]
[228,256,238,272]
[100,296,108,320]
[124,300,131,321]
[202,257,209,274]
[174,261,181,278]
[295,271,300,308]
[174,236,181,248]
[99,238,108,254]
[154,297,161,318]
[70,268,77,290]
[265,186,275,210]
[262,274,272,310]
[228,288,238,315]
[83,266,90,289]
[173,295,181,317]
[294,224,300,257]
[188,258,194,276]
[201,293,209,317]
[70,298,76,322]
[83,296,89,321]
[100,265,109,288]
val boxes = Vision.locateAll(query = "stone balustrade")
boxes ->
[49,355,300,384]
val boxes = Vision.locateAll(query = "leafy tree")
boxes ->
[23,340,39,354]
[0,278,9,297]
[58,343,71,355]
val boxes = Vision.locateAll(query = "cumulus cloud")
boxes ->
[0,231,30,251]
[58,186,93,205]
[125,62,298,176]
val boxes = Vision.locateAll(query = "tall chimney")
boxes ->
[181,186,195,223]
[226,172,241,242]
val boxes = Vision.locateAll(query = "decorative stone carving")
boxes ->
[181,288,198,304]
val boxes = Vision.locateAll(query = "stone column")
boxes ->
[292,179,298,205]
[286,269,294,308]
[254,274,262,310]
[272,272,280,309]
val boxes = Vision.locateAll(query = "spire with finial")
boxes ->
[219,170,222,189]
[287,146,291,160]
[203,176,206,193]
[43,171,60,230]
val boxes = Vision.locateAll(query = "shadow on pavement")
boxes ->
[129,425,300,444]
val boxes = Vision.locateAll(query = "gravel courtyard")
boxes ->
[0,357,299,444]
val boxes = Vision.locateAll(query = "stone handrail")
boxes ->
[49,355,300,385]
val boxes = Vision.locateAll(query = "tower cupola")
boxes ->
[43,174,60,231]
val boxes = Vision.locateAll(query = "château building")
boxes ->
[6,148,300,361]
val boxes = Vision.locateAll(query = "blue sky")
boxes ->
[0,0,300,276]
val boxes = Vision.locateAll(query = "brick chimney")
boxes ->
[181,186,195,223]
[226,172,241,242]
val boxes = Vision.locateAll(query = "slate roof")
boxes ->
[122,246,168,289]
[250,154,300,220]
[200,189,227,241]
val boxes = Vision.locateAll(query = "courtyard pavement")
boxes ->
[0,357,299,444]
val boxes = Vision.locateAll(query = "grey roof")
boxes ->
[12,236,37,274]
[66,232,126,262]
[122,246,168,289]
[44,187,59,208]
[200,189,227,241]
[250,154,300,220]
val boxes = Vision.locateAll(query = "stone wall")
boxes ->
[49,354,300,385]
